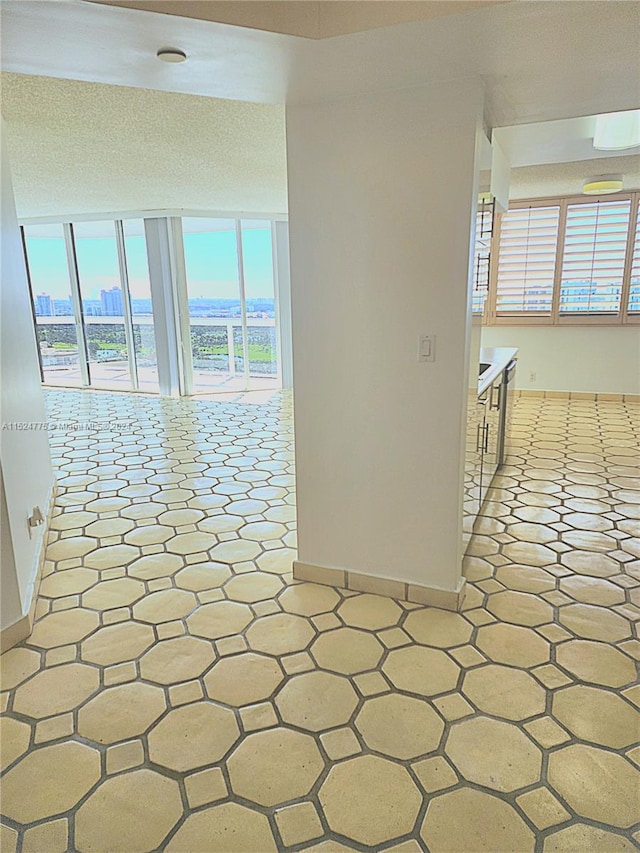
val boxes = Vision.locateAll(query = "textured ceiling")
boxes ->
[510,155,640,200]
[88,1,505,39]
[3,71,638,220]
[1,72,287,219]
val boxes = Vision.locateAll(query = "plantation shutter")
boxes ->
[559,199,631,314]
[629,202,640,315]
[495,205,560,315]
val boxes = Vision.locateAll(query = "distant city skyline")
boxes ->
[32,291,275,319]
[34,293,53,316]
[100,287,123,317]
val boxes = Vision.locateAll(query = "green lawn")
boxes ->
[197,345,274,363]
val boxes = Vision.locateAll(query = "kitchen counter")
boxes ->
[478,346,518,396]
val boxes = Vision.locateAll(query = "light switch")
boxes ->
[418,334,436,363]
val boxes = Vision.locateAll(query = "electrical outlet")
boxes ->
[529,371,537,382]
[27,505,44,539]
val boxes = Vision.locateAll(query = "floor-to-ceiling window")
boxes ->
[22,223,84,387]
[181,217,280,394]
[73,220,133,391]
[21,213,287,396]
[22,216,156,393]
[182,218,244,393]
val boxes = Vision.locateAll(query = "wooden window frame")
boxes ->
[485,190,640,327]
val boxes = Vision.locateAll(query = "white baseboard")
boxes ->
[293,560,467,612]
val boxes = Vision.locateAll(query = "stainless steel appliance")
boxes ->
[497,359,517,466]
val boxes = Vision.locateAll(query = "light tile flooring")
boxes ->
[1,390,639,853]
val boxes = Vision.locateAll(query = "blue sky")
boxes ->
[24,223,275,302]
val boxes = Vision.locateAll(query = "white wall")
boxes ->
[483,325,640,395]
[274,221,293,390]
[287,80,483,593]
[1,122,54,635]
[0,469,21,631]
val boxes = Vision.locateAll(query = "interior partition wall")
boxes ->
[20,213,290,397]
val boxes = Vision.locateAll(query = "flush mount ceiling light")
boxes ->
[593,110,640,150]
[157,48,187,63]
[582,177,623,195]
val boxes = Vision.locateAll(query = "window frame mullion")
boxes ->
[550,198,568,325]
[271,219,283,386]
[64,223,91,387]
[168,216,192,397]
[620,191,639,325]
[235,220,251,391]
[20,225,45,384]
[115,219,139,391]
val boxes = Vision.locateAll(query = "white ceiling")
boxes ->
[1,0,638,129]
[89,0,506,39]
[1,73,287,219]
[494,114,640,168]
[2,2,639,218]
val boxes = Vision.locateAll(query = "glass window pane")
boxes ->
[23,223,83,387]
[240,220,279,390]
[182,218,244,393]
[73,220,132,391]
[122,219,158,392]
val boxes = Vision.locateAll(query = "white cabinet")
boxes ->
[462,392,484,550]
[463,371,504,553]
[481,375,502,502]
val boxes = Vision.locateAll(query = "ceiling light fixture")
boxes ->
[157,48,187,63]
[582,178,623,195]
[593,110,640,150]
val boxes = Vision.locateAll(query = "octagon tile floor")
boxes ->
[1,389,639,853]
